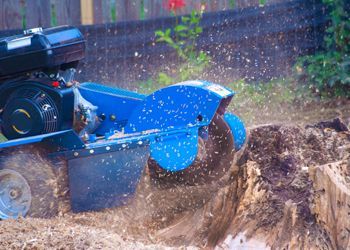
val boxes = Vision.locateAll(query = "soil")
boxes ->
[0,114,350,249]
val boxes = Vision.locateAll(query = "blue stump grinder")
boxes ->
[0,26,246,219]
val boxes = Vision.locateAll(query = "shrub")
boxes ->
[155,4,209,84]
[295,0,350,98]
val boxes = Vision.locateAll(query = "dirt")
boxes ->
[0,117,350,249]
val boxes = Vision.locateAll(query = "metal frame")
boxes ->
[0,80,246,214]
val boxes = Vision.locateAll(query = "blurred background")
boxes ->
[0,0,349,125]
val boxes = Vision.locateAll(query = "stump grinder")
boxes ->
[0,26,246,219]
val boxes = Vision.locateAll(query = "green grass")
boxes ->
[228,79,298,107]
[226,78,317,125]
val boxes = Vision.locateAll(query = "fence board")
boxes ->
[236,0,259,8]
[209,0,220,12]
[128,1,142,20]
[53,0,81,26]
[222,0,233,10]
[25,0,51,28]
[144,0,166,19]
[178,0,200,15]
[69,0,330,85]
[92,0,103,23]
[0,0,334,86]
[212,0,231,11]
[266,0,287,4]
[0,0,293,29]
[200,0,232,12]
[115,0,141,21]
[199,1,210,12]
[0,0,23,30]
[93,0,113,23]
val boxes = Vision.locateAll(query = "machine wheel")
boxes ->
[0,145,59,219]
[148,114,235,186]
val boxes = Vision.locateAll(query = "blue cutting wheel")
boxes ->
[148,114,236,185]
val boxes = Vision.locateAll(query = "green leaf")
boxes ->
[155,30,164,37]
[163,36,174,45]
[195,26,203,34]
[181,16,190,23]
[165,28,171,36]
[158,72,173,85]
[174,25,188,32]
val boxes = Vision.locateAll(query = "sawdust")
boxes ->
[0,118,349,249]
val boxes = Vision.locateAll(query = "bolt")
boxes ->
[99,113,106,121]
[9,189,18,199]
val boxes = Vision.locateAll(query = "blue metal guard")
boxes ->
[80,82,146,100]
[68,144,150,212]
[223,113,246,151]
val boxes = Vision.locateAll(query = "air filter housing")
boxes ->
[0,26,85,80]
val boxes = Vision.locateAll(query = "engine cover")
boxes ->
[2,87,60,139]
[0,26,85,80]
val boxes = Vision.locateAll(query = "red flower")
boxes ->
[164,0,186,12]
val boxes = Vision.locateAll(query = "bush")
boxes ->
[295,0,350,98]
[155,9,209,84]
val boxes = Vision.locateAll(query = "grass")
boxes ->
[226,78,310,125]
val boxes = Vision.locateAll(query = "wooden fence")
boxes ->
[0,0,286,30]
[0,0,343,87]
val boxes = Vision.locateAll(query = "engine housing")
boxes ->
[0,80,75,139]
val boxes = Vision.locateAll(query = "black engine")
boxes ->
[0,26,85,139]
[0,79,75,139]
[2,87,59,138]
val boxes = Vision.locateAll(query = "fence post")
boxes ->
[81,0,93,25]
[0,0,23,30]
